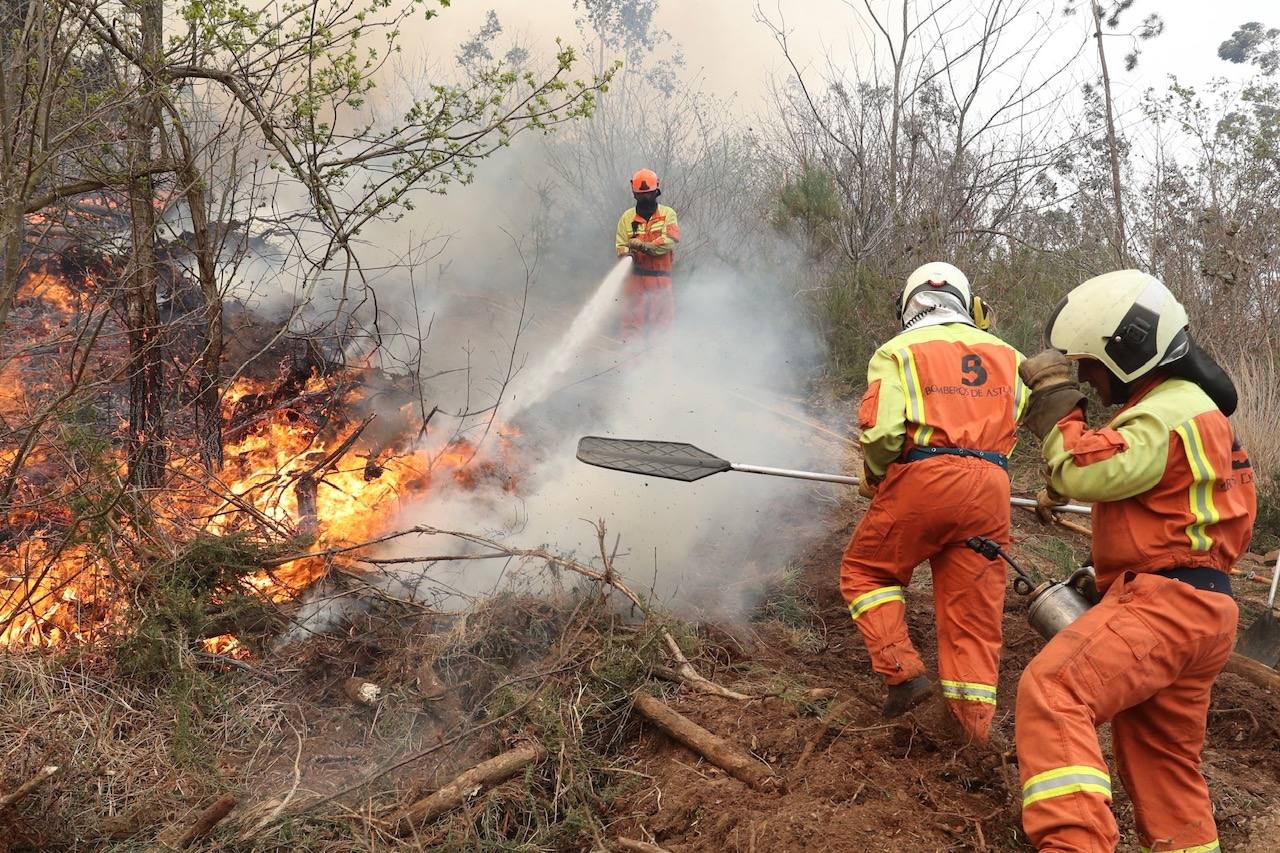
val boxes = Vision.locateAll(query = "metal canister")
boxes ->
[1025,580,1094,640]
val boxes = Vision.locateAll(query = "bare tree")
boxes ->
[760,0,1084,271]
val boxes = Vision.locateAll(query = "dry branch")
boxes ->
[1018,503,1092,537]
[0,764,59,809]
[792,694,879,775]
[616,838,675,853]
[161,793,237,849]
[631,693,781,791]
[390,743,548,835]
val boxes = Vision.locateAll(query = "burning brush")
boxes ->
[0,264,522,651]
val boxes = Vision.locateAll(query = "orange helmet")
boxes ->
[630,168,660,193]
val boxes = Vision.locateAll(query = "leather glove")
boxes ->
[1019,350,1085,439]
[1034,483,1068,524]
[858,462,881,499]
[1067,565,1100,605]
[627,238,651,255]
[1019,349,1072,391]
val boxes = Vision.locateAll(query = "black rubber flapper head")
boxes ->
[576,436,731,482]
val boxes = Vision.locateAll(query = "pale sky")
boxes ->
[416,1,1279,114]
[377,0,1278,275]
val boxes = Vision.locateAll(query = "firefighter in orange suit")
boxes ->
[840,262,1024,743]
[1015,271,1254,853]
[615,168,680,341]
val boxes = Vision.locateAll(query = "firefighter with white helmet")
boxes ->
[1015,270,1255,852]
[840,261,1023,743]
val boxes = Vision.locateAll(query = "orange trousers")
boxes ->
[1015,572,1236,852]
[620,274,673,342]
[840,455,1010,741]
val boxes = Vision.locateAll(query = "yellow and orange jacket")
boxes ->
[615,204,680,276]
[1043,377,1256,591]
[859,323,1028,477]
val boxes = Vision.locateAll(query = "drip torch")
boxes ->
[965,536,1096,640]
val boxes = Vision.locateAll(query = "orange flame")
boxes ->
[0,270,521,650]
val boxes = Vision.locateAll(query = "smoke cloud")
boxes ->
[281,1,857,631]
[376,249,842,619]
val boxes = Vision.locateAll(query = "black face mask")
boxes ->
[634,192,659,218]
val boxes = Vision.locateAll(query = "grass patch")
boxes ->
[753,567,825,654]
[118,531,288,680]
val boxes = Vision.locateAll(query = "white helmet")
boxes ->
[899,262,990,330]
[901,262,972,313]
[1045,270,1190,384]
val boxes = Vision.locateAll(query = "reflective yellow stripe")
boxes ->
[1014,371,1030,423]
[1140,842,1219,853]
[848,585,905,620]
[896,347,932,446]
[940,679,997,705]
[1022,765,1111,807]
[1175,419,1220,552]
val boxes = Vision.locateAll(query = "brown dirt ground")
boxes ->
[607,496,1280,852]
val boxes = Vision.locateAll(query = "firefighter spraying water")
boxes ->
[506,168,681,417]
[615,168,680,342]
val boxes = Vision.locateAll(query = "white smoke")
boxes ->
[365,250,842,620]
[281,2,851,631]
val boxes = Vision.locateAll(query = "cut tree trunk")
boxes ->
[391,743,547,835]
[631,693,782,791]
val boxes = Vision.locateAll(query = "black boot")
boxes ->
[883,675,933,718]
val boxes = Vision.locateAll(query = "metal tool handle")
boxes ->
[730,463,860,486]
[731,463,1091,514]
[1268,551,1280,610]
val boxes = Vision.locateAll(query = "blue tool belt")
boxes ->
[1154,566,1233,597]
[905,446,1008,471]
[632,267,672,278]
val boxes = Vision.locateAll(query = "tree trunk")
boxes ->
[125,0,166,490]
[1091,1,1128,265]
[174,134,223,472]
[0,2,31,335]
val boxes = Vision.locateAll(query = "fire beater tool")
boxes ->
[1235,549,1280,668]
[574,436,1093,516]
[965,536,1095,640]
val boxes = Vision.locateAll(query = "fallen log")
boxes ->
[631,694,781,791]
[0,764,59,809]
[391,743,547,835]
[1222,652,1280,693]
[616,838,675,853]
